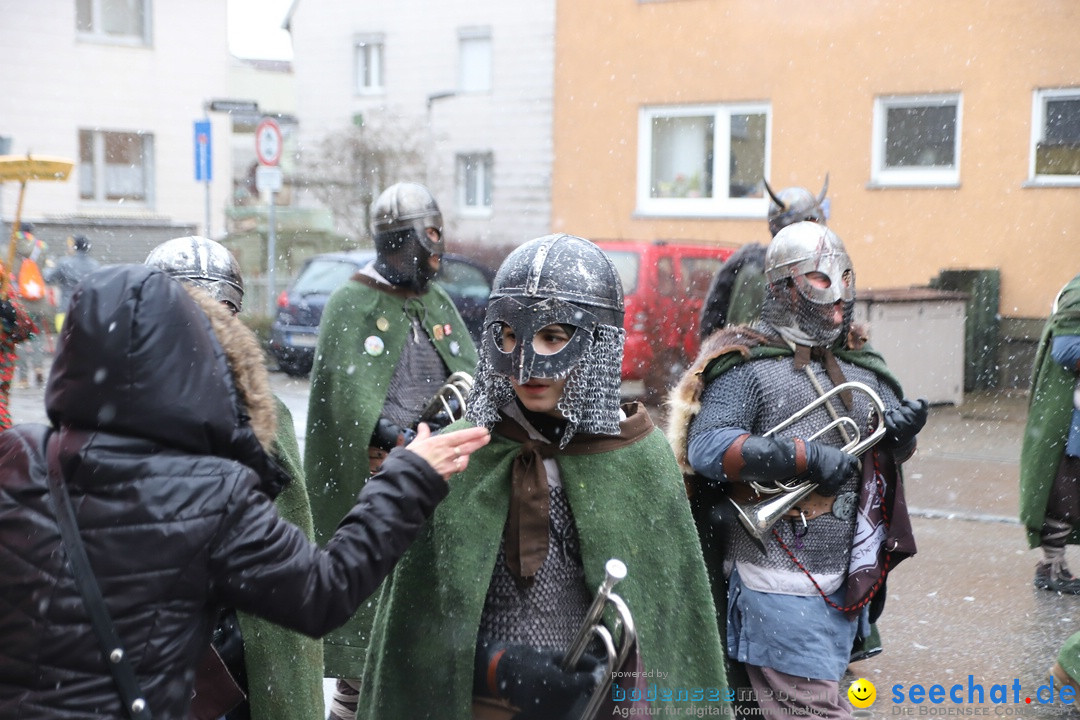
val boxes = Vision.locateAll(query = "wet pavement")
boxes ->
[9,373,1080,717]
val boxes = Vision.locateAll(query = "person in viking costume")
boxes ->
[1020,272,1080,593]
[357,233,727,719]
[304,182,479,720]
[699,175,829,339]
[669,221,926,719]
[146,235,325,720]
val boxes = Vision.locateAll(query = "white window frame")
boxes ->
[636,102,771,218]
[871,93,961,187]
[75,0,151,46]
[1029,87,1080,187]
[458,27,492,94]
[78,129,155,207]
[353,34,384,95]
[456,152,493,217]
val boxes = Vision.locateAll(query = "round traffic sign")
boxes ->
[255,118,283,166]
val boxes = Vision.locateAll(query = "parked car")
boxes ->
[269,251,494,376]
[594,239,735,401]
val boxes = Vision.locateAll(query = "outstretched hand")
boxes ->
[405,423,491,480]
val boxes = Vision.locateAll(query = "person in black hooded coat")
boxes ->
[0,264,489,720]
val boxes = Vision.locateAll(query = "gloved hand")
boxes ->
[802,441,860,497]
[0,298,16,332]
[371,417,417,452]
[475,642,602,720]
[884,398,929,450]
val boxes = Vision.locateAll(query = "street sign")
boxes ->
[207,99,259,114]
[255,118,283,166]
[194,120,211,182]
[255,165,283,193]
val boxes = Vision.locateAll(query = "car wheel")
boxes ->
[278,358,312,377]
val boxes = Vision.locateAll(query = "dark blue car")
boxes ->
[269,250,494,376]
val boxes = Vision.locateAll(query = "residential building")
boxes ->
[551,1,1080,387]
[285,0,555,258]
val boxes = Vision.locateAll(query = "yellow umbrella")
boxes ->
[0,154,74,298]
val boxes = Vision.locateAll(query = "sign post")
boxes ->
[255,117,283,317]
[194,119,212,237]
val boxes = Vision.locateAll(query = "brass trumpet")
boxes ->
[561,558,638,720]
[417,371,473,428]
[729,381,888,549]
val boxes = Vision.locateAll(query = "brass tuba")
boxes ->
[561,558,638,720]
[417,371,473,428]
[729,381,888,550]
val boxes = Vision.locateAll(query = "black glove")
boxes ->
[733,435,857,496]
[421,394,464,433]
[884,398,929,451]
[371,417,417,452]
[802,441,860,497]
[0,298,16,332]
[474,642,601,720]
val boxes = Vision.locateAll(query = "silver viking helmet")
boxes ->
[764,174,829,237]
[762,221,854,347]
[145,236,245,312]
[467,233,626,445]
[371,182,445,291]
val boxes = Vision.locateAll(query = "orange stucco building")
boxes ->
[551,0,1080,330]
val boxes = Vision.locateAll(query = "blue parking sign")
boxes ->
[194,120,212,182]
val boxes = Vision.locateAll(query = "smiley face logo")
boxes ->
[848,678,876,708]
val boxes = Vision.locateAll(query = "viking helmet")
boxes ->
[145,236,245,313]
[467,233,626,444]
[764,174,829,237]
[371,182,444,291]
[762,221,854,346]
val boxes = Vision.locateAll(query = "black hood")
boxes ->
[46,264,245,457]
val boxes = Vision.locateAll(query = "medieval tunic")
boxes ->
[1020,273,1080,548]
[305,265,478,676]
[669,327,915,682]
[356,403,727,718]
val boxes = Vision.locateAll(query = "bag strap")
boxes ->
[43,436,153,720]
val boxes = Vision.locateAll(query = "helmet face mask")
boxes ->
[485,296,600,384]
[144,236,244,313]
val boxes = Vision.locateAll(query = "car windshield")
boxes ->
[601,250,640,295]
[292,258,365,296]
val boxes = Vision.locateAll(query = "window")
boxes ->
[354,34,384,94]
[637,103,769,217]
[75,0,150,45]
[872,94,961,186]
[1030,88,1080,185]
[79,129,154,205]
[458,27,492,93]
[457,153,493,213]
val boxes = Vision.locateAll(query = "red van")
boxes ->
[595,240,735,401]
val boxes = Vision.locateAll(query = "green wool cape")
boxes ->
[357,408,728,719]
[304,277,478,675]
[1019,274,1080,548]
[236,398,325,720]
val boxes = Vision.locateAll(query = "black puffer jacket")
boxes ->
[0,265,448,720]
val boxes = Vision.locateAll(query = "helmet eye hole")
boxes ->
[495,322,517,352]
[532,324,574,356]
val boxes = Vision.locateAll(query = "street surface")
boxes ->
[9,371,1080,717]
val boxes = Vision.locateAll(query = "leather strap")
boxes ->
[44,435,152,720]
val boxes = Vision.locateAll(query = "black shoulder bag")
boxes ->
[43,437,153,720]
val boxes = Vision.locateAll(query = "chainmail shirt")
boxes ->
[381,310,450,429]
[477,470,592,649]
[690,331,901,595]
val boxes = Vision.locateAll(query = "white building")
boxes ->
[285,0,555,253]
[0,0,294,267]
